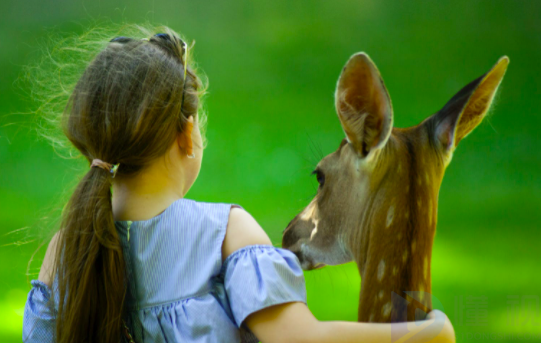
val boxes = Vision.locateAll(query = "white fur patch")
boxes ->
[310,226,318,241]
[300,200,317,221]
[386,205,395,228]
[382,302,392,317]
[377,259,386,282]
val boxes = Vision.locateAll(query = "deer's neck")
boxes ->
[352,151,442,322]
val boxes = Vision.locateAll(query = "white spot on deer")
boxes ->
[386,205,395,228]
[382,302,392,317]
[309,227,317,241]
[377,260,386,282]
[300,200,317,221]
[378,290,384,300]
[309,218,319,241]
[412,240,416,253]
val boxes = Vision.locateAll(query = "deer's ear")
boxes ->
[335,53,393,158]
[431,56,509,153]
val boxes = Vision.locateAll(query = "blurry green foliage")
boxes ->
[1,1,540,342]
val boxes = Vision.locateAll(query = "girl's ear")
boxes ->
[177,116,194,157]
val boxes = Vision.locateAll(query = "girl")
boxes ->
[22,25,456,343]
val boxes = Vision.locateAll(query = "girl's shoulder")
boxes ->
[222,206,273,262]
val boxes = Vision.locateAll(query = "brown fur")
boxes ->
[282,53,508,323]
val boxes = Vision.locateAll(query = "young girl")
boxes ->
[22,25,456,343]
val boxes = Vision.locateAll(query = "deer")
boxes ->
[282,52,508,323]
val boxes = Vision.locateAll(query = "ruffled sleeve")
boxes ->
[23,280,56,343]
[220,244,307,327]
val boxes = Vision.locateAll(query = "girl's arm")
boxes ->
[245,301,456,343]
[224,207,456,343]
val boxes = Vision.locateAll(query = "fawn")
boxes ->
[282,53,508,322]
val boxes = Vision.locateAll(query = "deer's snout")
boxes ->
[282,207,355,271]
[282,215,301,250]
[282,215,324,270]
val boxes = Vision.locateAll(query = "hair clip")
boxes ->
[154,33,170,40]
[110,36,131,43]
[110,163,120,178]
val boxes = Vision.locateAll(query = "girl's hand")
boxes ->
[427,309,444,320]
[427,309,457,343]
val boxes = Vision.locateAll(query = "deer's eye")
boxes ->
[312,169,325,188]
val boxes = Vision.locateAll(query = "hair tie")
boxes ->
[91,159,120,178]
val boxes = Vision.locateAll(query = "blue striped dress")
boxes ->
[22,198,307,342]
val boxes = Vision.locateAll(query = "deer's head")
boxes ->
[282,53,508,274]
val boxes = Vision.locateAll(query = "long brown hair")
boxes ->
[48,26,204,343]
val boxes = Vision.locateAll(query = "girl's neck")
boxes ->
[111,163,186,222]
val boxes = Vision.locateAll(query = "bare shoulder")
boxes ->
[38,231,62,288]
[221,206,272,262]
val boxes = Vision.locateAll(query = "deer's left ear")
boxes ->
[430,56,509,153]
[335,53,393,158]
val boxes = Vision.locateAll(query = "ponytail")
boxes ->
[32,24,206,343]
[54,165,126,343]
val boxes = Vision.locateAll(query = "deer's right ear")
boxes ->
[335,53,393,158]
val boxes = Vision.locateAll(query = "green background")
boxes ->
[1,1,540,342]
